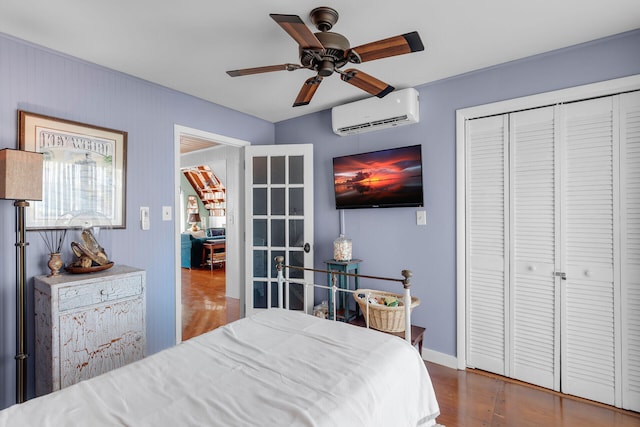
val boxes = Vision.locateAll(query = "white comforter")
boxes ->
[0,309,439,426]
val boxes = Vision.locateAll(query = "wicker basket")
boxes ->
[353,289,420,333]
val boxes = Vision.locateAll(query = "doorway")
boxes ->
[173,125,249,344]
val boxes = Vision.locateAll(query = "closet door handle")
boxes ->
[554,272,566,280]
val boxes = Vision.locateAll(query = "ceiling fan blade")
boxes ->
[341,69,394,98]
[348,31,424,63]
[227,64,300,77]
[270,14,324,50]
[293,76,323,107]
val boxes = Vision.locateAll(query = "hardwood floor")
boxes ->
[180,270,639,425]
[427,362,640,426]
[181,265,240,341]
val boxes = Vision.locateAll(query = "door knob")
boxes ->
[303,243,311,253]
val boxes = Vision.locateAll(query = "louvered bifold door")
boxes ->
[509,106,560,391]
[621,91,640,412]
[466,115,509,375]
[560,97,619,406]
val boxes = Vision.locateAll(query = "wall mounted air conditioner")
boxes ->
[331,87,419,136]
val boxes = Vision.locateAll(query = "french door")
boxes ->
[244,144,314,316]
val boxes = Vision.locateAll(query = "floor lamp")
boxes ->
[0,148,44,404]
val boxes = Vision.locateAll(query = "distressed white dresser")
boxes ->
[34,265,146,396]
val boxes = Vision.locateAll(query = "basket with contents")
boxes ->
[353,289,420,333]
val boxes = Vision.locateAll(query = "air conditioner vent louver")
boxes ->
[332,88,419,136]
[337,115,409,133]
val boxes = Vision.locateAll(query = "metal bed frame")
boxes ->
[274,256,414,343]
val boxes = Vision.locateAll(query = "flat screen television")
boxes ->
[333,144,424,209]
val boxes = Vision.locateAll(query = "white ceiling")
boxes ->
[1,0,639,123]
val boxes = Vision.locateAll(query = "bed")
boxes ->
[0,263,440,426]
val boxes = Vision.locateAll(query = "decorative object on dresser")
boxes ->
[34,265,146,396]
[67,228,113,273]
[0,148,44,404]
[39,228,68,277]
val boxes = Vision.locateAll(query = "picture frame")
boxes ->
[18,111,127,230]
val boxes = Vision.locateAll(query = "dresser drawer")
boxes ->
[58,275,143,312]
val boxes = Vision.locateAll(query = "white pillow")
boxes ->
[191,230,206,238]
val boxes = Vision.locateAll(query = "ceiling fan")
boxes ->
[226,7,425,107]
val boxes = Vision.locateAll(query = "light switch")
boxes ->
[416,210,427,226]
[162,206,172,221]
[140,207,150,230]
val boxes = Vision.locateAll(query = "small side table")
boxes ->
[324,259,362,322]
[202,240,226,271]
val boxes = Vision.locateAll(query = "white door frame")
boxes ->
[455,74,640,370]
[173,124,249,344]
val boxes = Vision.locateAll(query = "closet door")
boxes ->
[465,115,509,375]
[509,106,560,390]
[621,91,640,412]
[560,97,619,405]
[464,88,640,410]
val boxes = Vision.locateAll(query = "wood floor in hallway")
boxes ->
[181,266,240,341]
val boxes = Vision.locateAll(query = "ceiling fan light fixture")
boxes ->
[309,7,339,32]
[318,58,334,77]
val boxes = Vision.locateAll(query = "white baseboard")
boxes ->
[421,348,458,370]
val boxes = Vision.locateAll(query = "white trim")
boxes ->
[173,124,250,345]
[174,125,250,148]
[455,112,467,370]
[422,349,458,370]
[457,75,640,119]
[455,74,640,371]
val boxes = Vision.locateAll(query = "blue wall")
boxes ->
[0,26,638,409]
[0,33,274,408]
[275,29,640,360]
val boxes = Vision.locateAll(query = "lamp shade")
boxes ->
[188,212,201,223]
[0,149,43,201]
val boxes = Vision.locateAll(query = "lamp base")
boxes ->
[14,200,29,403]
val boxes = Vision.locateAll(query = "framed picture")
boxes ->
[19,111,127,230]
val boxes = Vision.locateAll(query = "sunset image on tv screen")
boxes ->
[333,145,423,209]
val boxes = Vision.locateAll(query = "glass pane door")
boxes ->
[244,144,314,315]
